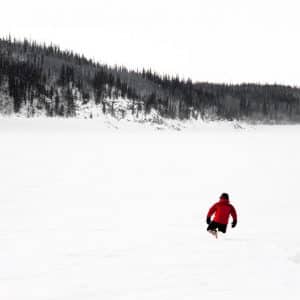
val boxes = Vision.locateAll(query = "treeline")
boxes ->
[1,36,300,122]
[0,37,140,117]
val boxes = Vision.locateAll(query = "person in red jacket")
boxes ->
[206,193,237,237]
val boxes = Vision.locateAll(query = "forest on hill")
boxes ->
[1,36,300,123]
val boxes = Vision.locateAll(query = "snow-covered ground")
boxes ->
[0,118,299,300]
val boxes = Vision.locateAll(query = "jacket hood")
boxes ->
[219,197,230,204]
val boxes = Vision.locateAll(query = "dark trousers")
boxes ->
[207,221,227,233]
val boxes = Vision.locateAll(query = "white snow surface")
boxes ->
[0,118,299,300]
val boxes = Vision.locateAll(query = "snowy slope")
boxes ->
[0,119,299,300]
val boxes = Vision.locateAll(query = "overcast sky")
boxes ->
[1,0,300,85]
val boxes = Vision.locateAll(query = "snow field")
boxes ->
[0,119,299,299]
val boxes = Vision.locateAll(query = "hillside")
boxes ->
[1,37,300,123]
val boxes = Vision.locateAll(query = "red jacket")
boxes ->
[207,198,237,225]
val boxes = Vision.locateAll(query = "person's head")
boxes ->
[220,193,229,200]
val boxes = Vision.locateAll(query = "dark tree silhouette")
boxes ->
[1,37,300,123]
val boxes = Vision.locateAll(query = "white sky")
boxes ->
[1,0,300,85]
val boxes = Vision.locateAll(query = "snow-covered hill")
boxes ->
[2,37,300,123]
[0,119,299,299]
[3,96,246,131]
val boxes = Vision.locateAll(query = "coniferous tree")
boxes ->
[1,36,300,122]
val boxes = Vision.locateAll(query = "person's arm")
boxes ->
[230,205,237,227]
[206,203,217,224]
